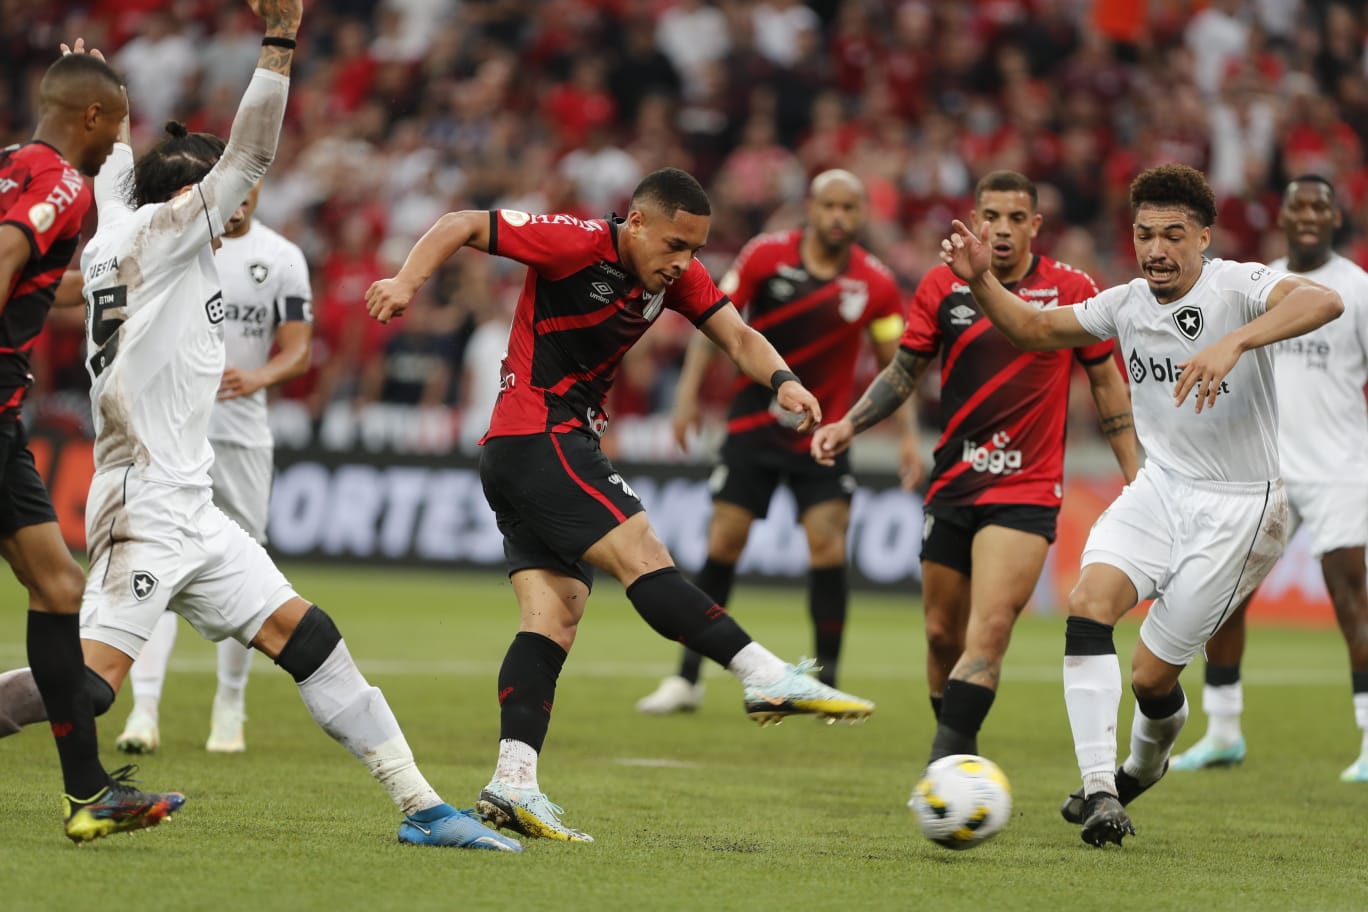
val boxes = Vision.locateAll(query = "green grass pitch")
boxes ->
[1,565,1365,911]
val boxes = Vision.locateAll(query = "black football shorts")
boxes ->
[0,421,59,537]
[711,436,855,519]
[920,501,1060,576]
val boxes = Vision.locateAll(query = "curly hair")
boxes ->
[1129,164,1218,227]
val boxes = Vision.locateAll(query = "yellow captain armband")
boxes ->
[869,313,905,343]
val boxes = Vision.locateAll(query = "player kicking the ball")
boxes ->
[939,163,1342,846]
[0,0,518,851]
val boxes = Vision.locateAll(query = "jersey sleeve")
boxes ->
[866,267,905,343]
[1071,284,1127,340]
[487,209,604,280]
[1061,271,1114,364]
[718,235,770,313]
[900,269,945,355]
[275,241,313,324]
[1230,261,1289,320]
[1,155,89,258]
[667,258,729,326]
[147,69,288,263]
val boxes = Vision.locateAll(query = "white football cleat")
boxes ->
[114,706,160,755]
[205,697,246,753]
[635,675,704,715]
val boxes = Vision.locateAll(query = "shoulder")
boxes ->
[258,223,309,268]
[1037,255,1101,297]
[734,230,796,271]
[912,263,961,300]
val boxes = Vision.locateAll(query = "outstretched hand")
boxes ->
[939,219,992,284]
[59,37,105,61]
[249,0,303,35]
[810,419,854,467]
[365,277,415,323]
[776,379,822,434]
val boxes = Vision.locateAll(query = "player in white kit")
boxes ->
[1172,176,1368,782]
[0,0,520,851]
[113,182,312,756]
[938,164,1344,846]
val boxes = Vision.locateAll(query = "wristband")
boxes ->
[262,35,297,49]
[770,369,800,392]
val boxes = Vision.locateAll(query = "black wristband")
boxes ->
[770,369,800,392]
[262,35,297,49]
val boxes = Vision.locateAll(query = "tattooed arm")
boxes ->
[253,0,302,76]
[1084,355,1141,483]
[811,348,933,467]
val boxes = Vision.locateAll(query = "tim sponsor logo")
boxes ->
[961,431,1022,475]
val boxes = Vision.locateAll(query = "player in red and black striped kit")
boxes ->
[367,168,876,844]
[0,44,183,841]
[638,170,916,715]
[813,171,1139,767]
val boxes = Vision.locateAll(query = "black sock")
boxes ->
[808,566,847,686]
[929,679,996,762]
[627,568,751,667]
[26,612,108,798]
[1065,615,1116,656]
[1352,670,1368,694]
[930,693,943,722]
[678,559,737,684]
[496,632,567,752]
[1134,681,1185,720]
[1205,663,1241,687]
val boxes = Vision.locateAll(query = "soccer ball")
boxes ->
[908,754,1013,850]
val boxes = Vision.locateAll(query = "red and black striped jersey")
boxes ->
[723,230,903,453]
[481,210,728,442]
[903,255,1113,507]
[0,142,90,420]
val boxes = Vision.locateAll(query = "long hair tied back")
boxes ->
[128,121,226,207]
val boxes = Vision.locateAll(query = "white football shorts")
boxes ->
[209,440,274,543]
[1081,462,1289,666]
[80,467,297,659]
[1284,479,1368,558]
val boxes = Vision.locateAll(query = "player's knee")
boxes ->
[967,611,1016,657]
[1065,585,1116,623]
[274,605,342,683]
[924,615,963,662]
[30,560,85,614]
[1129,658,1179,701]
[84,667,115,716]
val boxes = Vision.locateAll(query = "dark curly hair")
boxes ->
[1129,164,1218,227]
[631,167,711,218]
[128,121,226,207]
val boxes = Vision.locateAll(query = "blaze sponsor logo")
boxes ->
[961,431,1022,475]
[1127,348,1230,395]
[205,291,225,324]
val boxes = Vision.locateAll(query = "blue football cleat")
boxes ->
[398,803,522,852]
[476,781,594,842]
[1170,734,1246,771]
[742,659,874,726]
[1339,757,1368,783]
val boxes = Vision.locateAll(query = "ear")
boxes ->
[1199,226,1212,251]
[83,102,103,131]
[1029,211,1043,238]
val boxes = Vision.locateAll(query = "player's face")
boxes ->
[807,181,865,252]
[78,87,129,177]
[1132,204,1210,303]
[626,205,710,294]
[972,190,1041,274]
[1278,181,1339,259]
[224,184,262,237]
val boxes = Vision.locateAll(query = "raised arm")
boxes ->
[366,210,492,323]
[1082,355,1141,483]
[697,302,821,432]
[941,219,1104,351]
[1173,275,1344,412]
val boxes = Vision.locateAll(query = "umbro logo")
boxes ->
[1173,304,1203,341]
[949,304,976,325]
[592,282,612,295]
[131,570,159,601]
[588,281,614,304]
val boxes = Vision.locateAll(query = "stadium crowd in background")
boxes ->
[3,0,1364,452]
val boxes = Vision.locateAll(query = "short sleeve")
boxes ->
[900,271,945,355]
[1061,270,1112,363]
[1,158,89,258]
[488,209,605,280]
[1072,284,1127,340]
[1233,262,1289,321]
[276,242,313,323]
[667,258,729,326]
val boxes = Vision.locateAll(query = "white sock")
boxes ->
[0,668,45,736]
[1353,693,1368,757]
[1063,653,1123,796]
[296,640,441,816]
[1122,694,1189,784]
[129,611,179,712]
[214,638,253,707]
[494,738,540,789]
[727,642,789,686]
[1202,682,1243,745]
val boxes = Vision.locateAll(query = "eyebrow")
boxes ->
[1134,222,1188,232]
[668,236,705,251]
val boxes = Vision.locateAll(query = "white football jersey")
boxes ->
[1268,253,1368,484]
[80,69,288,488]
[208,222,312,448]
[1073,258,1288,483]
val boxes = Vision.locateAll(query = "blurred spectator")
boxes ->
[112,9,198,130]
